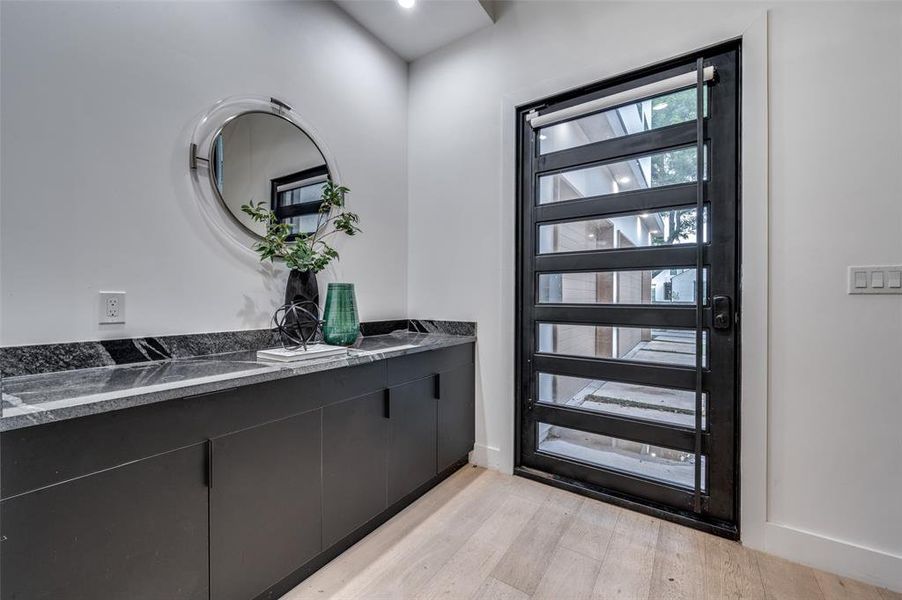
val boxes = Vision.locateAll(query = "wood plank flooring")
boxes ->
[283,466,898,600]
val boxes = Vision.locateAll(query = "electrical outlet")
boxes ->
[99,291,126,324]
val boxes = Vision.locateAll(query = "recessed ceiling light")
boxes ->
[617,176,631,184]
[398,0,415,8]
[640,213,649,218]
[652,102,668,111]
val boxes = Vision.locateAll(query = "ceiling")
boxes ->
[335,0,495,62]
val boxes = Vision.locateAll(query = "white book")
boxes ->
[256,344,348,362]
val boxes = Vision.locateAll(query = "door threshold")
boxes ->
[514,465,739,541]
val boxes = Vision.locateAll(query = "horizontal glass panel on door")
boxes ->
[537,207,707,254]
[538,268,706,306]
[537,372,706,429]
[537,422,706,491]
[537,323,707,368]
[538,146,705,205]
[538,87,708,155]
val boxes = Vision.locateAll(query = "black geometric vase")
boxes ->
[285,269,319,307]
[284,269,320,340]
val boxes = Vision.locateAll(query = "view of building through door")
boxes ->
[517,41,740,537]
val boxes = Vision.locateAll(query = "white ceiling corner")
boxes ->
[334,0,495,62]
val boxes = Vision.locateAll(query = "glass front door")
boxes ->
[516,42,740,537]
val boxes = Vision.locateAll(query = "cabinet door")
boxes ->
[322,391,389,548]
[387,377,437,506]
[437,362,476,472]
[0,444,209,600]
[210,410,322,600]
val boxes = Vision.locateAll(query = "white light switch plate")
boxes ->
[848,266,902,295]
[99,291,126,323]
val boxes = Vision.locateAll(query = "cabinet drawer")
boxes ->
[437,362,476,472]
[210,411,322,600]
[0,444,209,600]
[322,391,389,548]
[387,377,437,505]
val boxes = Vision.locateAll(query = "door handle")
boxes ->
[383,388,391,419]
[206,439,214,489]
[713,295,732,330]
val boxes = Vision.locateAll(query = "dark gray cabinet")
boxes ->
[437,363,476,472]
[0,444,209,600]
[322,391,389,547]
[387,376,438,505]
[1,341,475,600]
[210,411,322,600]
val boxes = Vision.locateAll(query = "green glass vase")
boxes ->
[322,283,360,346]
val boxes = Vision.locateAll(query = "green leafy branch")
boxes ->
[241,181,360,274]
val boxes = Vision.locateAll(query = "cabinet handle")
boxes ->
[434,373,441,400]
[206,439,214,489]
[383,388,391,419]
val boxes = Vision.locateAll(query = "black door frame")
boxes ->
[514,40,741,539]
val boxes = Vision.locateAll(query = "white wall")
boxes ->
[764,4,902,585]
[406,1,902,591]
[0,0,408,345]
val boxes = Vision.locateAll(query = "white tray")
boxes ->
[256,345,348,362]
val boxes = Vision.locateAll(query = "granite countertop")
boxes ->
[0,332,475,432]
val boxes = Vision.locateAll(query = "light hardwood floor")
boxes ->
[284,466,900,600]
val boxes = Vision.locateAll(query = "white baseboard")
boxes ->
[751,522,902,592]
[469,443,511,474]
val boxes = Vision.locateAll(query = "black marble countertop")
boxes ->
[0,332,475,432]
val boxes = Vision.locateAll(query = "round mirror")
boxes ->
[209,111,329,238]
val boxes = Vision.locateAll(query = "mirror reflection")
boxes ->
[211,111,328,238]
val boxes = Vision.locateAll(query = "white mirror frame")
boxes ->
[188,95,341,253]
